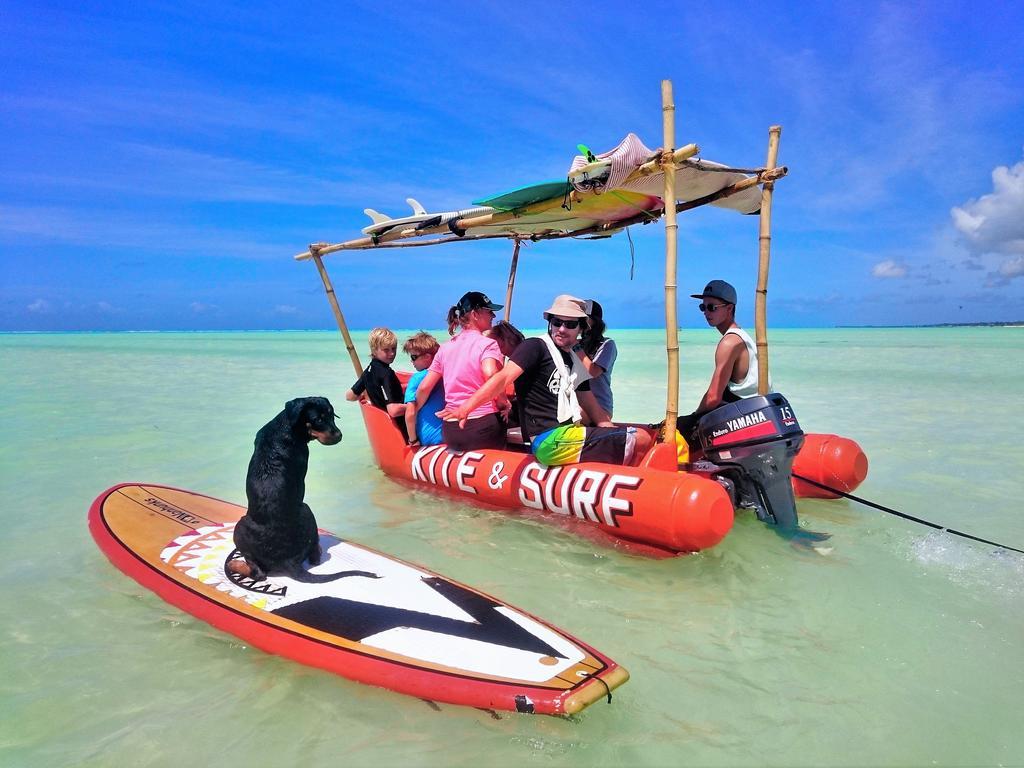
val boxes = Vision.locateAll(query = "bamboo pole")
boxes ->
[310,246,363,378]
[295,222,626,260]
[675,166,787,214]
[295,232,515,258]
[755,126,781,396]
[661,80,679,444]
[503,238,521,322]
[624,143,699,182]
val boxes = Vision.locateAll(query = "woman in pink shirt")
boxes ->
[411,291,507,451]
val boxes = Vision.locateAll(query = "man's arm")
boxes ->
[578,389,612,427]
[437,361,524,427]
[696,335,745,412]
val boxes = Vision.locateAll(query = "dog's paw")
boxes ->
[226,559,266,582]
[226,559,252,577]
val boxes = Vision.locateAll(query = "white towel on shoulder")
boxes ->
[538,333,590,425]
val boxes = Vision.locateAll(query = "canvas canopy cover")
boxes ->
[297,132,779,258]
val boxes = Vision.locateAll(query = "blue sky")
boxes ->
[2,1,1022,331]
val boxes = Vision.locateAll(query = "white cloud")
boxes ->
[872,260,907,278]
[27,298,51,313]
[999,255,1024,279]
[951,157,1024,256]
[274,305,299,315]
[190,301,216,314]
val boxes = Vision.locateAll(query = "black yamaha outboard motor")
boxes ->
[691,393,804,529]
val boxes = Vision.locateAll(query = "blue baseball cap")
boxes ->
[690,280,737,305]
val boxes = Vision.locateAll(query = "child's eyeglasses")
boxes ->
[699,302,730,313]
[409,353,423,361]
[548,317,581,329]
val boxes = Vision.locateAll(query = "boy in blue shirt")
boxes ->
[402,332,444,446]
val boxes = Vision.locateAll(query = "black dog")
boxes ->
[227,397,375,583]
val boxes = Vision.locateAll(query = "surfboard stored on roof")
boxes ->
[89,483,628,715]
[362,197,496,237]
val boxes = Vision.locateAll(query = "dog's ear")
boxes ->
[284,398,308,426]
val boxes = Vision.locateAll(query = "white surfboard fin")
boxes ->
[406,198,427,216]
[363,208,391,225]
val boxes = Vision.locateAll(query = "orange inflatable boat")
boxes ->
[294,91,868,552]
[359,390,867,553]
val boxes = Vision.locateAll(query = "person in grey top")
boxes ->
[576,299,617,419]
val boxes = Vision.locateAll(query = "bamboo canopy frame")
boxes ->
[660,80,679,444]
[503,238,521,323]
[310,246,363,379]
[297,83,786,433]
[293,163,786,262]
[755,126,782,396]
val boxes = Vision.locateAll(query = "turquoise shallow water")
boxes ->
[2,328,1023,767]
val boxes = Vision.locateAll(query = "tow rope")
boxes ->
[792,473,1024,555]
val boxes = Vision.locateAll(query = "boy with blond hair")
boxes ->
[346,327,405,417]
[402,331,444,446]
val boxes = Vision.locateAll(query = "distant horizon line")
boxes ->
[4,322,1022,335]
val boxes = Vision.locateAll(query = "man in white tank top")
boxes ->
[676,280,765,444]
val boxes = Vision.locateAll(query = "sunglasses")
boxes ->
[548,317,581,329]
[699,302,731,313]
[409,353,423,361]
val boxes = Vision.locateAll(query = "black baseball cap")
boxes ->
[456,291,503,314]
[690,280,737,305]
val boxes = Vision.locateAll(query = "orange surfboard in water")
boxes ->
[89,483,628,716]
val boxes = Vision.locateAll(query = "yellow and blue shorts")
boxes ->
[531,424,637,466]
